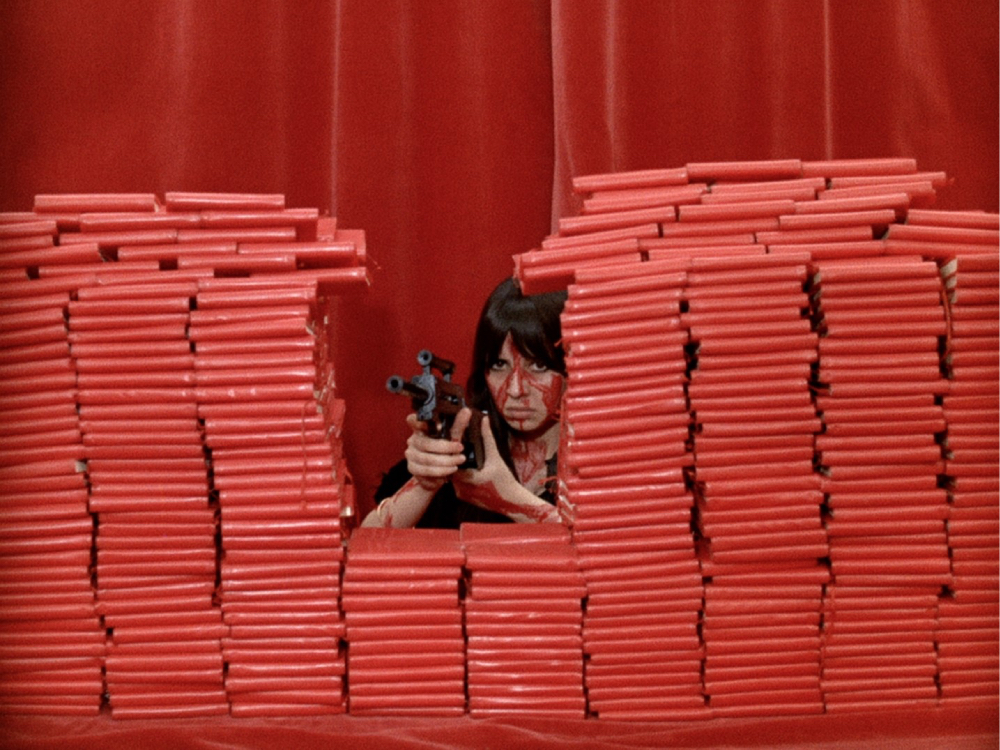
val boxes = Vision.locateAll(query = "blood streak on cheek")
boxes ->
[530,372,564,418]
[488,348,523,413]
[490,370,513,413]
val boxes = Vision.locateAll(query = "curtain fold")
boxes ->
[1,0,995,515]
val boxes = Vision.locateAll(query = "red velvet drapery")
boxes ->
[1,0,996,521]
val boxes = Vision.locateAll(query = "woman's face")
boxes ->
[486,334,564,435]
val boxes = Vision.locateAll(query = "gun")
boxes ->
[386,349,485,470]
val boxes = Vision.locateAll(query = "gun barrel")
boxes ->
[418,349,455,377]
[386,376,430,401]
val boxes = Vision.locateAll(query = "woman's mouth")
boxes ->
[504,406,536,419]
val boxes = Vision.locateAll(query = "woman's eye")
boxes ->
[489,359,509,371]
[527,361,549,374]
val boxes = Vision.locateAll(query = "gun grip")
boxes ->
[460,410,486,470]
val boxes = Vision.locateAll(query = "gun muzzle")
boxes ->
[418,349,455,377]
[386,375,430,401]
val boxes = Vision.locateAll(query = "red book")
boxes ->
[658,217,781,237]
[164,192,285,211]
[686,292,808,314]
[34,193,159,213]
[177,252,296,272]
[79,211,202,232]
[582,185,705,214]
[0,244,103,270]
[239,240,358,267]
[776,209,896,232]
[800,158,917,178]
[884,238,999,260]
[700,185,816,203]
[759,225,876,244]
[557,205,676,236]
[772,240,887,261]
[541,223,660,251]
[572,167,689,194]
[821,180,936,203]
[888,223,999,245]
[686,159,803,182]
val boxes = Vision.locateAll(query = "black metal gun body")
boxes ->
[387,350,484,470]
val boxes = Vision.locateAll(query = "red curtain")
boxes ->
[1,0,996,518]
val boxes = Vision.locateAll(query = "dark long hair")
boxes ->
[466,277,567,473]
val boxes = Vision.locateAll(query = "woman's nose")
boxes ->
[506,367,525,396]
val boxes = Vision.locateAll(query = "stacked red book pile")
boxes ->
[460,522,587,719]
[44,191,367,292]
[517,159,998,718]
[193,280,348,717]
[342,528,466,717]
[0,219,104,717]
[1,191,367,717]
[923,213,999,707]
[812,256,951,711]
[69,278,228,720]
[683,251,826,719]
[556,257,708,721]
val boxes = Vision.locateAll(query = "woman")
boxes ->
[363,277,567,528]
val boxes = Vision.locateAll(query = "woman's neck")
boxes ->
[508,419,560,492]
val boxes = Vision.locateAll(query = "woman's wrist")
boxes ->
[364,477,436,528]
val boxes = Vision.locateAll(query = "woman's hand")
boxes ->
[404,409,472,492]
[363,409,475,528]
[452,414,559,523]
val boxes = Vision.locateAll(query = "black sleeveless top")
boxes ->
[373,455,558,529]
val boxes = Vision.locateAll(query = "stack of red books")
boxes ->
[342,528,466,717]
[684,251,826,719]
[813,256,951,711]
[69,278,228,720]
[192,279,347,717]
[929,213,1000,707]
[516,168,693,295]
[557,262,708,721]
[461,523,587,719]
[1,191,367,717]
[0,217,105,717]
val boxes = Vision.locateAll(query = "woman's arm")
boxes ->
[360,412,470,528]
[452,415,560,523]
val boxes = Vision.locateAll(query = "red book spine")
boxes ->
[34,193,159,213]
[700,186,817,203]
[659,218,781,237]
[0,219,58,238]
[0,235,56,252]
[199,208,318,227]
[820,181,936,202]
[581,185,706,214]
[177,252,297,273]
[887,223,999,245]
[515,238,640,270]
[164,192,285,211]
[778,209,897,231]
[78,212,203,232]
[541,223,659,250]
[238,241,359,267]
[58,229,178,248]
[558,206,677,236]
[828,171,951,189]
[800,158,917,177]
[794,193,911,216]
[678,199,796,223]
[572,167,690,194]
[116,242,236,263]
[176,227,296,244]
[907,209,999,230]
[685,159,803,182]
